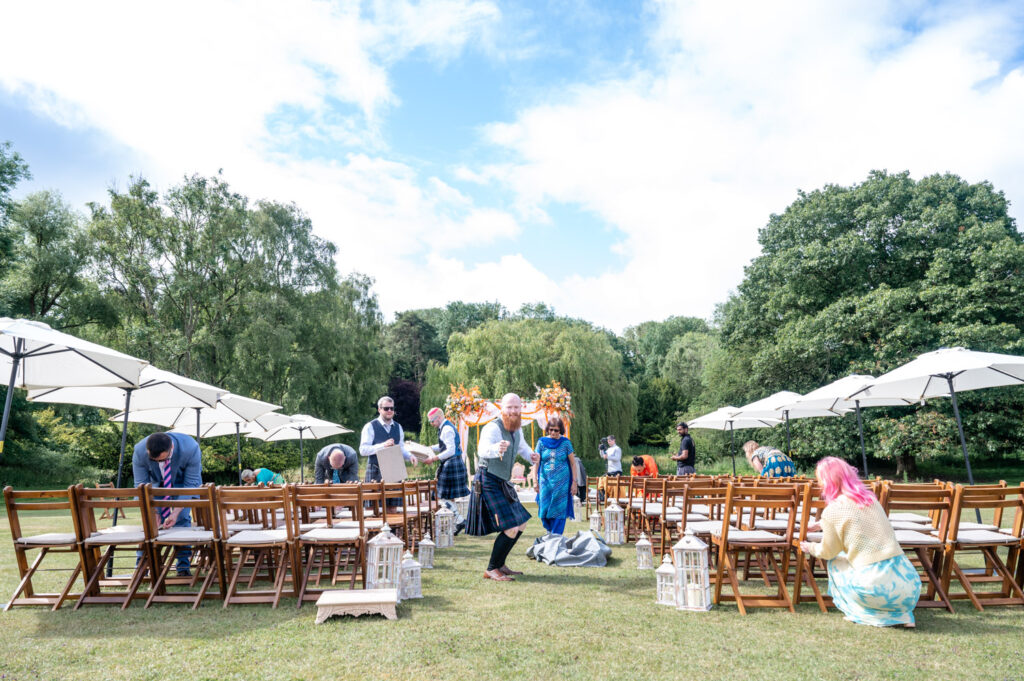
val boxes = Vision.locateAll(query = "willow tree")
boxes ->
[420,318,637,468]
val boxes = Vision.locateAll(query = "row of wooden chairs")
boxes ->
[4,480,438,611]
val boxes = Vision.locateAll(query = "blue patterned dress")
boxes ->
[753,446,796,477]
[537,436,575,534]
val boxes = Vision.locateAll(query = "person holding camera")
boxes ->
[671,422,696,475]
[599,435,622,476]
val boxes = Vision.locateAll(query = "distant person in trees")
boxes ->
[800,457,920,628]
[132,431,202,576]
[671,422,696,475]
[424,407,470,501]
[466,393,540,582]
[743,441,796,478]
[358,396,417,482]
[313,443,359,484]
[240,468,284,485]
[630,454,659,477]
[599,435,622,476]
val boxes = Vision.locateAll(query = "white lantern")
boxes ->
[418,532,435,569]
[635,532,654,570]
[589,511,602,533]
[454,496,470,520]
[655,553,678,606]
[366,523,403,591]
[572,495,582,519]
[434,506,454,549]
[400,550,422,600]
[672,528,712,611]
[603,500,625,545]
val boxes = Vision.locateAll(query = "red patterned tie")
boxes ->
[161,460,173,523]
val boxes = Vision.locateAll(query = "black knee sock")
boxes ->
[488,533,515,571]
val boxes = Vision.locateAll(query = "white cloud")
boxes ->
[480,0,1024,330]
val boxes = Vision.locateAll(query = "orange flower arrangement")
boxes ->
[534,381,574,418]
[444,383,486,421]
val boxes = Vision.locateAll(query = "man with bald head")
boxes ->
[313,443,359,484]
[467,393,540,582]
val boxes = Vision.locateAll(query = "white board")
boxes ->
[376,445,408,483]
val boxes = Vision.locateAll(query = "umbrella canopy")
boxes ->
[687,406,781,475]
[792,375,915,476]
[247,414,352,483]
[852,347,1024,491]
[0,317,148,462]
[734,390,844,457]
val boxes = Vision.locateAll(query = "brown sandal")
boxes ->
[483,569,513,581]
[499,565,523,576]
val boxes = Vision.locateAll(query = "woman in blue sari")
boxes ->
[536,416,580,535]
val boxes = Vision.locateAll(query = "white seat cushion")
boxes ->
[300,528,360,542]
[891,521,936,531]
[754,519,791,531]
[95,524,143,535]
[363,519,384,529]
[17,532,77,545]
[954,529,1020,544]
[894,529,942,545]
[307,511,327,519]
[227,523,265,532]
[227,529,288,545]
[804,532,823,542]
[687,520,732,533]
[300,521,328,532]
[157,529,214,542]
[691,504,711,515]
[85,529,145,544]
[643,502,664,515]
[714,529,785,542]
[954,521,999,532]
[888,512,931,523]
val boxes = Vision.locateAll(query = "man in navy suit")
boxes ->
[132,431,203,575]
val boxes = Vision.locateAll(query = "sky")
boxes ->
[2,0,1024,332]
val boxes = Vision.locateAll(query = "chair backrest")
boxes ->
[948,483,1024,542]
[660,479,689,520]
[292,485,363,535]
[142,483,219,540]
[3,486,76,542]
[721,483,798,540]
[215,485,293,541]
[641,477,666,514]
[71,484,147,540]
[879,484,954,539]
[682,484,729,526]
[511,462,525,480]
[795,483,828,543]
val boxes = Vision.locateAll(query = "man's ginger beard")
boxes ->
[501,413,521,432]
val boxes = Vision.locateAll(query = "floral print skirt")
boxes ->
[827,553,921,627]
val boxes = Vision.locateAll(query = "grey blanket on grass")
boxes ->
[525,530,611,567]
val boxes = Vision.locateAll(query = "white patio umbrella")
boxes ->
[110,393,280,483]
[687,406,781,475]
[28,365,227,490]
[733,390,845,456]
[0,318,148,463]
[850,347,1024,487]
[246,414,351,483]
[792,375,915,476]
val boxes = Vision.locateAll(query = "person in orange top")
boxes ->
[629,454,659,477]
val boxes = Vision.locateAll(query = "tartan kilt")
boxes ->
[466,469,531,536]
[436,456,470,500]
[364,457,381,482]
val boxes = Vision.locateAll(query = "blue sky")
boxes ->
[2,1,1024,331]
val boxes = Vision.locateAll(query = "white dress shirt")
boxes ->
[359,417,413,462]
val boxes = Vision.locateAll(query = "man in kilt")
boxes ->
[359,396,417,483]
[467,393,539,582]
[425,407,470,501]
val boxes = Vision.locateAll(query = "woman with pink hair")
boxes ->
[800,457,921,627]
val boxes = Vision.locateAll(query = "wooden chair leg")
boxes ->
[271,548,290,609]
[223,547,248,609]
[914,547,954,612]
[950,560,985,611]
[5,548,48,610]
[74,547,114,610]
[121,549,152,610]
[145,547,175,609]
[297,545,315,608]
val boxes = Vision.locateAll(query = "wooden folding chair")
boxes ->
[293,485,365,606]
[217,485,297,608]
[585,476,601,518]
[711,482,798,615]
[71,485,153,610]
[142,483,225,609]
[791,483,831,612]
[940,483,1024,611]
[4,486,83,611]
[95,482,130,521]
[879,485,955,612]
[655,479,690,556]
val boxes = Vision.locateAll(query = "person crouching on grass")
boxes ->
[466,393,540,582]
[800,457,921,628]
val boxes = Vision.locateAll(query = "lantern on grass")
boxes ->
[603,500,624,545]
[400,551,423,600]
[572,495,581,519]
[434,506,454,548]
[636,532,654,570]
[418,532,435,569]
[672,528,711,611]
[589,511,602,533]
[655,554,678,606]
[455,496,469,520]
[366,523,403,591]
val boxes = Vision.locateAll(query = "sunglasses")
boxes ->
[545,428,559,433]
[380,406,395,411]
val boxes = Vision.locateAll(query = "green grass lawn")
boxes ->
[2,504,1024,681]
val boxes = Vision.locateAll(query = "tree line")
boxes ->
[2,140,1023,486]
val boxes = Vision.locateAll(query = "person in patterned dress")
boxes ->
[743,441,796,478]
[535,415,579,535]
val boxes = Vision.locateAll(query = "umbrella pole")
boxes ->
[195,408,201,440]
[784,410,791,456]
[855,400,869,478]
[0,340,24,465]
[945,376,981,522]
[236,422,243,485]
[729,422,736,476]
[299,430,305,483]
[108,387,133,576]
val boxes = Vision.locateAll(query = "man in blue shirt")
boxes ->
[132,431,203,575]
